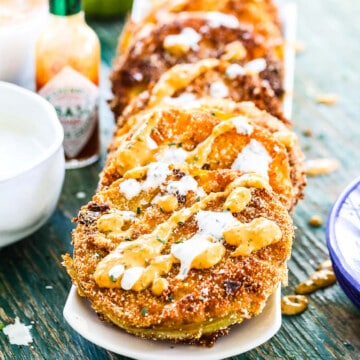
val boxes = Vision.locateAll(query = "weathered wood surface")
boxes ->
[0,0,359,359]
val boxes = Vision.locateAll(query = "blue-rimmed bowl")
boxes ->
[327,176,360,309]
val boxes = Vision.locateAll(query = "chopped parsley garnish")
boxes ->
[125,237,131,241]
[211,112,216,117]
[136,207,141,215]
[109,275,116,283]
[168,142,177,146]
[177,221,184,226]
[196,196,201,202]
[177,142,183,147]
[156,236,165,244]
[141,307,148,316]
[160,207,165,213]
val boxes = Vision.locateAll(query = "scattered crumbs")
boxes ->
[317,259,333,271]
[281,295,308,315]
[2,317,33,346]
[302,128,312,137]
[305,158,339,176]
[315,93,338,105]
[76,191,86,199]
[294,40,305,54]
[308,215,323,227]
[296,269,336,295]
[45,285,53,290]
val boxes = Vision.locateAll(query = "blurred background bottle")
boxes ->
[36,0,100,169]
[82,0,133,19]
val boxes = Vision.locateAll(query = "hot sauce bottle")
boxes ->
[36,0,100,168]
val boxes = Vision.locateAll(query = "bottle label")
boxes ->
[39,66,99,158]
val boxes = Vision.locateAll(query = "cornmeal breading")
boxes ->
[119,0,283,57]
[113,59,288,131]
[64,167,293,345]
[110,11,284,117]
[101,105,301,210]
[63,0,306,348]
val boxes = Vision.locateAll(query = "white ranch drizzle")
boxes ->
[163,27,202,51]
[196,210,238,241]
[209,81,229,98]
[205,12,240,29]
[231,139,271,178]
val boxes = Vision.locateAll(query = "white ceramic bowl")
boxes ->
[0,82,65,247]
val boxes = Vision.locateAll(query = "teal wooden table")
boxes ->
[1,1,359,359]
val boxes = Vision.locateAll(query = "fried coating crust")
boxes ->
[120,0,283,56]
[64,167,293,345]
[100,105,296,210]
[110,12,284,117]
[113,59,289,132]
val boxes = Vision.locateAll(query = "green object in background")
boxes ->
[83,0,133,18]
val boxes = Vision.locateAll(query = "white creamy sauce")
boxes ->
[166,175,205,197]
[0,126,46,181]
[118,211,137,220]
[146,135,158,150]
[119,178,142,200]
[108,264,125,280]
[164,27,202,51]
[231,116,254,135]
[121,267,144,290]
[171,236,218,280]
[143,162,171,190]
[163,92,198,107]
[231,139,271,178]
[225,63,245,79]
[2,318,33,346]
[209,81,229,98]
[244,58,267,73]
[156,147,189,164]
[196,210,238,240]
[120,163,171,198]
[205,12,240,29]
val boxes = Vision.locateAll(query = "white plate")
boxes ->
[64,285,281,360]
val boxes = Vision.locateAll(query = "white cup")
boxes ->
[0,1,48,90]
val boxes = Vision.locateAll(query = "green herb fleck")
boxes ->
[175,240,183,244]
[156,236,165,244]
[177,142,183,147]
[211,112,216,117]
[136,136,143,142]
[168,142,177,147]
[141,307,148,316]
[137,207,141,215]
[193,155,199,161]
[125,237,131,241]
[167,294,174,302]
[160,207,165,213]
[196,196,201,202]
[178,221,184,226]
[109,275,116,283]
